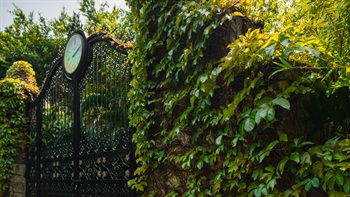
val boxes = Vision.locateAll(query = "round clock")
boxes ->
[63,31,87,76]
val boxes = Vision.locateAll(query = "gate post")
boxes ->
[72,80,81,196]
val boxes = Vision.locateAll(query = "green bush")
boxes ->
[0,61,38,195]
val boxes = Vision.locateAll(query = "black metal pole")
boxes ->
[35,101,42,196]
[72,79,81,196]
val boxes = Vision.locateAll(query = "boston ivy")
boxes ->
[127,0,350,196]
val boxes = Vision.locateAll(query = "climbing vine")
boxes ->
[127,0,350,196]
[0,61,39,195]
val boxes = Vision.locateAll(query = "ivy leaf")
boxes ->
[300,152,312,165]
[311,177,319,188]
[267,179,277,190]
[279,134,288,142]
[255,113,262,124]
[335,171,344,186]
[215,135,223,145]
[257,103,269,119]
[266,107,275,121]
[196,160,204,170]
[259,140,279,163]
[305,182,312,191]
[272,98,290,110]
[200,75,208,83]
[290,152,300,163]
[252,169,260,180]
[244,117,255,132]
[201,156,209,163]
[204,25,212,35]
[278,156,289,174]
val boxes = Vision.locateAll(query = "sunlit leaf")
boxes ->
[215,135,223,145]
[265,44,275,56]
[244,117,255,132]
[266,107,275,121]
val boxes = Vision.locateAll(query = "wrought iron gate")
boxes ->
[26,32,136,197]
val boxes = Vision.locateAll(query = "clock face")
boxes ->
[63,33,85,74]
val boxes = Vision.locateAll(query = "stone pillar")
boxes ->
[9,144,26,197]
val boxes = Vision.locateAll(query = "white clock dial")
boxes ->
[64,33,85,74]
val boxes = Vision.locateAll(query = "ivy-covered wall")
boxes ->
[0,61,39,196]
[128,0,350,196]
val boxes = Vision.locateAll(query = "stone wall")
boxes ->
[9,146,26,197]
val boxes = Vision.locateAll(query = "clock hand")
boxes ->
[72,46,81,58]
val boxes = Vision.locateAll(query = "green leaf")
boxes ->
[266,140,279,150]
[265,44,275,56]
[278,156,289,174]
[311,177,319,188]
[257,103,269,119]
[282,48,293,59]
[202,156,209,163]
[335,172,344,186]
[252,169,260,180]
[306,47,320,57]
[278,57,292,68]
[344,178,350,193]
[279,134,288,142]
[323,171,335,190]
[279,34,290,47]
[293,46,306,53]
[215,135,223,145]
[267,178,277,190]
[200,75,208,83]
[244,117,255,132]
[266,107,275,121]
[197,160,204,170]
[203,25,212,35]
[259,140,279,163]
[305,181,312,191]
[300,152,312,164]
[272,98,290,110]
[290,152,300,163]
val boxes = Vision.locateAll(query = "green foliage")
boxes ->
[0,61,38,195]
[78,0,133,42]
[128,0,350,196]
[0,5,64,84]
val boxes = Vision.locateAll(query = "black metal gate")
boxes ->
[26,33,136,197]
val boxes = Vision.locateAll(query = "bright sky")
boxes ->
[0,0,129,31]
